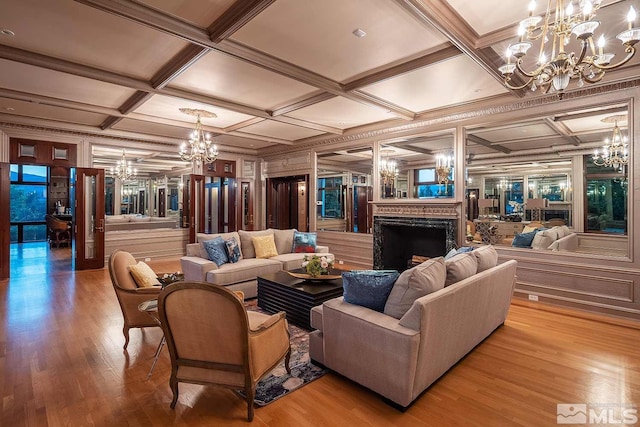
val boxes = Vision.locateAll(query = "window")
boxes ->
[585,157,627,234]
[414,167,454,198]
[317,177,343,218]
[10,165,49,243]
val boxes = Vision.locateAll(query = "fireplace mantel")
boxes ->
[371,200,462,219]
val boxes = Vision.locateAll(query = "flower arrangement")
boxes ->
[301,254,334,277]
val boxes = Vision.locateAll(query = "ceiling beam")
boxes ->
[208,0,276,43]
[100,116,124,130]
[270,92,336,117]
[544,117,581,146]
[151,44,210,89]
[223,117,265,133]
[553,106,628,122]
[343,43,460,91]
[466,134,512,154]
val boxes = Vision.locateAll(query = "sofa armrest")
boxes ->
[550,233,579,251]
[321,297,420,407]
[180,256,217,281]
[315,245,329,254]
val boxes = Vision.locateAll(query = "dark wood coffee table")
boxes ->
[257,270,343,330]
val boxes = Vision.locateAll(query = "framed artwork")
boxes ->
[360,176,366,184]
[352,176,359,183]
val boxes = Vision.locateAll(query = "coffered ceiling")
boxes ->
[0,0,637,175]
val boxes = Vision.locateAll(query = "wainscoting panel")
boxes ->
[316,231,373,269]
[104,228,188,263]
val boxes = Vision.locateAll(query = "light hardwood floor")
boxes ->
[2,243,640,426]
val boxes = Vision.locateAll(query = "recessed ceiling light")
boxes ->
[4,107,15,111]
[0,29,15,37]
[352,28,366,38]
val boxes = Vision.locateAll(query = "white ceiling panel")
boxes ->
[285,96,394,129]
[169,50,318,109]
[360,55,508,113]
[137,0,237,28]
[239,120,325,141]
[0,59,136,108]
[445,0,533,36]
[1,0,188,80]
[133,94,256,129]
[231,0,448,81]
[112,118,194,140]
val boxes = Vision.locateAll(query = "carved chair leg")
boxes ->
[170,377,179,409]
[123,326,130,350]
[285,346,292,375]
[246,386,255,421]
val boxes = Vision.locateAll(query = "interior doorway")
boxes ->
[266,175,309,231]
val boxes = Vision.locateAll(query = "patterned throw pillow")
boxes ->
[342,270,400,312]
[225,236,242,263]
[292,231,317,253]
[129,261,161,288]
[203,237,229,266]
[252,234,278,258]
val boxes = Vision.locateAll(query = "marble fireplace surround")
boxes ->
[372,202,459,270]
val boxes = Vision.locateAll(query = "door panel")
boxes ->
[0,163,10,279]
[74,168,105,270]
[240,181,254,230]
[187,175,205,243]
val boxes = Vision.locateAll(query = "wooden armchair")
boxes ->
[158,282,291,421]
[108,249,161,349]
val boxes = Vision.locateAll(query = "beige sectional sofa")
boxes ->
[180,229,330,299]
[309,246,517,408]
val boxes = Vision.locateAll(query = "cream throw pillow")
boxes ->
[129,261,160,287]
[444,253,477,286]
[252,234,278,258]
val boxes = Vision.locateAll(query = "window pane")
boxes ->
[23,224,47,242]
[586,179,627,234]
[10,184,48,222]
[10,225,18,243]
[10,164,18,181]
[22,165,48,183]
[417,169,435,182]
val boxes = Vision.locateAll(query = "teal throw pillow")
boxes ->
[225,236,242,263]
[342,270,400,312]
[203,237,229,266]
[292,231,317,253]
[511,230,538,248]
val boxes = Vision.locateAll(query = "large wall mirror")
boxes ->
[379,130,455,199]
[316,146,373,233]
[465,103,629,257]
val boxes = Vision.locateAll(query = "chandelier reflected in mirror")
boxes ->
[435,154,453,187]
[179,108,219,164]
[110,150,137,182]
[499,0,640,98]
[593,114,629,169]
[379,150,398,186]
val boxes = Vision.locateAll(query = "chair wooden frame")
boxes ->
[158,281,291,421]
[108,249,161,349]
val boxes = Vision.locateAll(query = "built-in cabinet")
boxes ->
[48,166,69,215]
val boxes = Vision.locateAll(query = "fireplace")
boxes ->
[373,216,456,271]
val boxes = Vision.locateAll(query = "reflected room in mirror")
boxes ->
[379,131,455,200]
[316,147,373,233]
[465,104,629,257]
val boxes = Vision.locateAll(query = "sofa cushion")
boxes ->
[205,258,282,286]
[272,229,295,255]
[473,245,498,272]
[292,231,317,253]
[197,232,241,259]
[342,270,400,312]
[561,225,571,236]
[531,229,556,250]
[384,257,446,319]
[511,231,537,248]
[128,261,161,288]
[252,234,278,258]
[225,236,242,263]
[238,230,274,259]
[445,253,477,286]
[203,237,229,266]
[553,226,565,239]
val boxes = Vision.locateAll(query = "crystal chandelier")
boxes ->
[435,154,453,187]
[593,114,628,169]
[110,150,137,182]
[379,150,398,186]
[499,0,640,98]
[179,108,219,164]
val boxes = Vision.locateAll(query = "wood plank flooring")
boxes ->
[2,242,640,426]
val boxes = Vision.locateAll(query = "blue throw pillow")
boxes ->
[203,237,229,266]
[292,231,317,253]
[511,230,538,248]
[456,246,474,254]
[225,236,242,263]
[342,270,400,312]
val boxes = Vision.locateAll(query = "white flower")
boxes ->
[321,260,328,268]
[301,261,309,267]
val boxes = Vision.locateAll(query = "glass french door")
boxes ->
[73,168,105,270]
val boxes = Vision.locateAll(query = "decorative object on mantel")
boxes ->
[179,108,219,164]
[592,114,629,170]
[499,0,640,98]
[110,149,137,182]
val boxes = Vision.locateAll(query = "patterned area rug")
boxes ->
[240,305,327,406]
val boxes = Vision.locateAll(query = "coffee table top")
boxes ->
[258,270,343,296]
